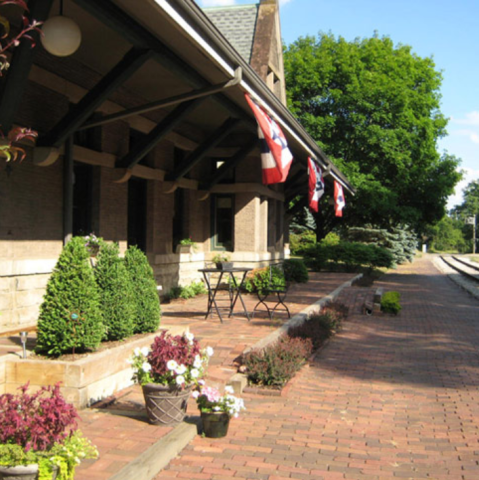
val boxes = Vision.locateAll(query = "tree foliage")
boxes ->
[425,215,468,253]
[284,33,462,235]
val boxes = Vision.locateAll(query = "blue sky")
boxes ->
[196,0,479,208]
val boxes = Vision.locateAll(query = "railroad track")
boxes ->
[439,255,479,283]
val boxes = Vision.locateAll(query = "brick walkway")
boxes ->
[155,255,479,480]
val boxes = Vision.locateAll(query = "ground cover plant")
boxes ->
[381,291,401,314]
[168,281,207,300]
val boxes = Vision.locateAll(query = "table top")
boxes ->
[198,267,252,273]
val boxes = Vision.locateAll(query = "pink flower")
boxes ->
[201,386,221,403]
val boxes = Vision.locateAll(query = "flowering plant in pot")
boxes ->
[0,383,98,480]
[129,330,213,426]
[211,253,232,270]
[193,385,245,438]
[83,233,101,257]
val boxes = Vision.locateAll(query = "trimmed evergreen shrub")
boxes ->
[124,246,161,333]
[94,242,135,341]
[381,291,401,314]
[283,258,309,283]
[36,237,104,356]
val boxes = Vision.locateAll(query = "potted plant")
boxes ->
[193,385,245,438]
[212,253,232,270]
[0,383,98,480]
[83,233,101,257]
[129,330,213,426]
[176,237,197,253]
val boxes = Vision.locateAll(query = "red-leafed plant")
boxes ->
[0,383,78,451]
[0,0,42,164]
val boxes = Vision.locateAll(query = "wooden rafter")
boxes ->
[39,47,153,148]
[116,98,204,169]
[167,118,240,182]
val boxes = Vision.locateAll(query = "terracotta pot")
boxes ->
[142,383,193,426]
[201,411,230,438]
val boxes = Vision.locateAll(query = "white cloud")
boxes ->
[451,111,479,126]
[447,166,479,210]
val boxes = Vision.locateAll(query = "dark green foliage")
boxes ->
[381,291,401,314]
[94,242,135,341]
[244,335,313,387]
[36,237,104,356]
[284,33,462,235]
[347,225,418,265]
[283,258,309,283]
[168,281,207,300]
[289,230,316,255]
[425,216,468,253]
[124,246,161,333]
[304,242,394,272]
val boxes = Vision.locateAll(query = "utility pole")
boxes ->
[468,214,477,254]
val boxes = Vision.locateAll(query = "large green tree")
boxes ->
[284,33,461,236]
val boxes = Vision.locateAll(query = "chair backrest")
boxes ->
[269,262,289,290]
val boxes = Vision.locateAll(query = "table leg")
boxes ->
[229,271,251,321]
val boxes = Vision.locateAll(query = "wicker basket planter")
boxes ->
[142,383,193,426]
[0,464,58,480]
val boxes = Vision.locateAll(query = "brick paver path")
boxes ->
[156,256,479,480]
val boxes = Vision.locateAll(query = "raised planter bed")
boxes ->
[2,328,183,408]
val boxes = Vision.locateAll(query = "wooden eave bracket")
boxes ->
[33,147,61,167]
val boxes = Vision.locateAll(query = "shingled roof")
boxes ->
[203,4,259,63]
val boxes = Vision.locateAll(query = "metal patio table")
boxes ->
[198,267,251,322]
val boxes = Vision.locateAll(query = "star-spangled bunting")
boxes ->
[308,157,324,213]
[245,93,293,185]
[334,180,346,217]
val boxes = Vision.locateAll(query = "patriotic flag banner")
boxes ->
[245,93,293,185]
[308,157,324,213]
[334,180,346,217]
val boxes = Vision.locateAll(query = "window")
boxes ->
[211,195,233,251]
[127,177,147,252]
[72,163,93,236]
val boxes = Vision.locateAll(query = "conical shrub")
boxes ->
[124,246,161,333]
[94,242,135,341]
[36,237,104,356]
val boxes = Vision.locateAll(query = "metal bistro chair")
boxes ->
[252,262,290,320]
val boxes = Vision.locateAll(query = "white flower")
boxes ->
[134,347,141,356]
[193,355,202,368]
[225,386,234,394]
[142,362,152,372]
[175,364,187,375]
[206,346,214,357]
[126,358,133,365]
[167,360,178,371]
[185,331,195,344]
[176,375,185,385]
[141,346,150,356]
[192,391,200,399]
[190,368,199,378]
[198,379,205,386]
[213,406,221,411]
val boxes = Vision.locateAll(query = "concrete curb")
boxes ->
[242,273,363,355]
[110,418,200,480]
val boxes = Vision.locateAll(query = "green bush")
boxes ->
[36,237,104,356]
[244,335,313,387]
[243,266,285,295]
[289,231,316,255]
[381,291,401,314]
[283,258,309,283]
[168,281,207,300]
[124,246,161,333]
[94,242,135,341]
[304,242,394,272]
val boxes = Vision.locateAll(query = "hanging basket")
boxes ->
[142,383,193,426]
[201,411,231,438]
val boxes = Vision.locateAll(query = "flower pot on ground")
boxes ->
[129,330,214,426]
[193,385,245,438]
[0,384,98,480]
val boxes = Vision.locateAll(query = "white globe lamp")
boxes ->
[41,15,81,57]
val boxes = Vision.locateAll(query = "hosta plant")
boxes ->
[0,383,98,480]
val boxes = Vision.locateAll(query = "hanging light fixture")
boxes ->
[41,0,81,57]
